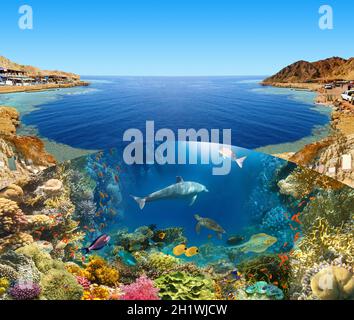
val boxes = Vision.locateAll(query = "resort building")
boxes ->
[0,66,75,86]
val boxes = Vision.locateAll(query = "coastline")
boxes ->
[0,81,89,94]
[262,81,354,188]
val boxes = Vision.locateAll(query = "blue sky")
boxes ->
[1,0,352,76]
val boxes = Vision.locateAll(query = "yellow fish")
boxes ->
[157,232,166,240]
[185,246,199,257]
[173,244,187,256]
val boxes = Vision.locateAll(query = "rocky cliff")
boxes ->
[263,57,354,84]
[0,55,80,80]
[0,106,56,190]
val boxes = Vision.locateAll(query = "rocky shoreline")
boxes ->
[0,106,56,191]
[263,81,354,188]
[0,81,89,95]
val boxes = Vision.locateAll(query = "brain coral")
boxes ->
[311,266,354,300]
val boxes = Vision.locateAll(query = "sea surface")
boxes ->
[0,76,331,156]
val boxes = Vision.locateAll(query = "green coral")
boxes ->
[148,252,180,271]
[16,244,83,300]
[40,268,83,300]
[16,244,58,273]
[154,271,216,300]
[301,189,354,232]
[0,277,10,296]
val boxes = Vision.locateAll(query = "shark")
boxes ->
[131,176,208,210]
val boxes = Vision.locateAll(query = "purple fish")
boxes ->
[82,234,111,254]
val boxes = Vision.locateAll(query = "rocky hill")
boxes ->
[263,57,354,84]
[0,55,80,80]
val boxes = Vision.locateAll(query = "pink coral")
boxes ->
[121,275,160,300]
[76,276,91,290]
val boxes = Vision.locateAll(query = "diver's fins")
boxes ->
[131,195,146,210]
[235,156,247,169]
[189,195,197,206]
[195,222,201,234]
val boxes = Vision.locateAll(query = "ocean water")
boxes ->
[0,76,331,153]
[69,142,304,266]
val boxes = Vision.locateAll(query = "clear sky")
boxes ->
[1,0,353,76]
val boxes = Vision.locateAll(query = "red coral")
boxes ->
[121,275,160,300]
[76,276,91,290]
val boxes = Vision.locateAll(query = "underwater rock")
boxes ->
[310,266,354,300]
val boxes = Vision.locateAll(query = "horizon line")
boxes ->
[80,74,269,78]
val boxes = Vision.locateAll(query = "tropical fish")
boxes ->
[118,250,137,266]
[173,244,187,256]
[131,176,208,210]
[291,213,302,224]
[231,270,242,281]
[233,233,277,253]
[185,246,199,257]
[226,235,244,246]
[82,234,111,254]
[207,234,213,240]
[194,214,226,239]
[157,232,166,240]
[294,232,300,242]
[278,254,289,267]
[99,192,106,199]
[218,146,247,169]
[114,175,120,184]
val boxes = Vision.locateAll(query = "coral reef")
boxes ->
[40,268,83,300]
[8,282,41,300]
[154,271,216,300]
[121,275,160,300]
[0,198,28,238]
[244,281,284,300]
[0,277,9,296]
[310,266,353,300]
[82,256,119,287]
